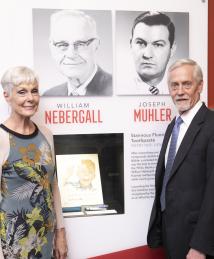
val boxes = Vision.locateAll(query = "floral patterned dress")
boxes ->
[0,124,56,259]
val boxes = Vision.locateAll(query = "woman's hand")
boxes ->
[54,228,68,259]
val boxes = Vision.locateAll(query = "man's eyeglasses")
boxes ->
[169,81,193,91]
[52,38,96,53]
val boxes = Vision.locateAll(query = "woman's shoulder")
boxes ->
[36,123,53,137]
[36,123,54,147]
[0,125,9,139]
[36,123,55,160]
[0,126,10,163]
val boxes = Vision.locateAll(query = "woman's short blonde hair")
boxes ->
[1,66,39,93]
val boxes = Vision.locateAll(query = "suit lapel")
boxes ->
[169,104,208,180]
[85,67,100,95]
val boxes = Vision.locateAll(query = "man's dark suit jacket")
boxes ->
[147,103,214,259]
[42,66,112,96]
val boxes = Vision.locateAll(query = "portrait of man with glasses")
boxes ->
[34,9,112,97]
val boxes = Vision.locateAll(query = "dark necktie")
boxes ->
[149,85,159,95]
[160,116,183,211]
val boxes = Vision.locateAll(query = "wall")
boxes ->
[0,1,208,258]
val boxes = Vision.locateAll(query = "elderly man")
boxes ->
[147,59,214,259]
[43,10,112,96]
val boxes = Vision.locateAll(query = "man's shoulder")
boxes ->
[42,82,68,96]
[204,105,214,122]
[190,103,214,131]
[86,66,112,96]
[96,66,112,82]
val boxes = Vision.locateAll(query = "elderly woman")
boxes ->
[0,66,67,258]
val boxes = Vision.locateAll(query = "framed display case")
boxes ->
[54,133,124,217]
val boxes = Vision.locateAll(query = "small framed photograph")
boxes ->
[56,153,103,209]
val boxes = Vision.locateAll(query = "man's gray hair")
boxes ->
[1,66,39,93]
[168,58,203,84]
[50,9,98,38]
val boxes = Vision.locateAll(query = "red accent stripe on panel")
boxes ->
[89,246,166,259]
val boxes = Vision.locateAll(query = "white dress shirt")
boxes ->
[116,61,170,95]
[67,64,98,96]
[165,101,203,166]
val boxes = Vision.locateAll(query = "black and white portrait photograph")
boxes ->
[115,11,189,96]
[33,9,113,97]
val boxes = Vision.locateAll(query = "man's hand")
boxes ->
[186,248,206,259]
[54,228,68,259]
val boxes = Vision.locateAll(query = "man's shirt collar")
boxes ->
[67,64,97,96]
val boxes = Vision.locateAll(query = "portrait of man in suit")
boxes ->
[43,9,112,96]
[116,11,189,96]
[147,59,214,259]
[130,11,176,95]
